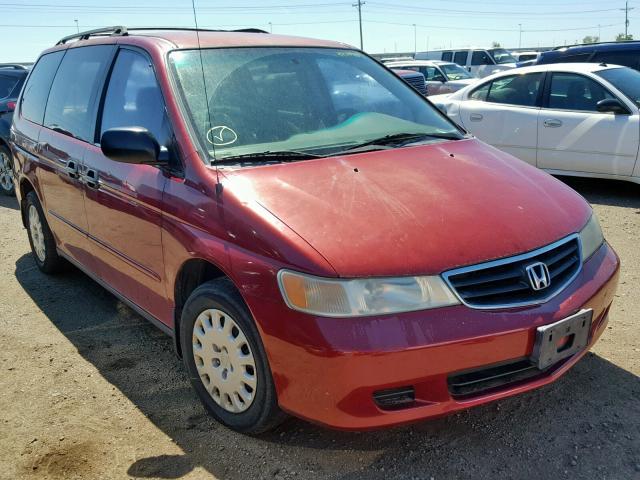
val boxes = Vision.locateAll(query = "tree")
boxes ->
[491,41,501,47]
[582,35,599,44]
[616,33,634,41]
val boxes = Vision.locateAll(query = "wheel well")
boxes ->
[19,178,35,227]
[173,258,228,356]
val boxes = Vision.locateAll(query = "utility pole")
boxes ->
[413,23,417,56]
[74,19,79,33]
[598,24,601,41]
[621,0,634,39]
[268,21,272,33]
[353,0,365,50]
[518,23,522,48]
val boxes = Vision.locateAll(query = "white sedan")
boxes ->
[431,63,640,184]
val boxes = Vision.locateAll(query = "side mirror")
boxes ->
[596,98,629,114]
[100,127,162,164]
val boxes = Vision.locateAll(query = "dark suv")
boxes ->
[11,27,619,434]
[536,41,640,71]
[0,64,30,195]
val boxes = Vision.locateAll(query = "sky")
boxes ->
[0,0,637,62]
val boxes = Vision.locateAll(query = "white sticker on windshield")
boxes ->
[207,126,238,146]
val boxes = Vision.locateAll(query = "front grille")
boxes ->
[443,235,581,309]
[403,75,427,95]
[448,358,542,398]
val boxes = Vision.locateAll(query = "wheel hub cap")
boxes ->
[192,308,257,413]
[28,205,46,262]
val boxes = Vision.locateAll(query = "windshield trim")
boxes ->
[166,46,467,165]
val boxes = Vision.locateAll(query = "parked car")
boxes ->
[513,51,541,63]
[386,60,477,95]
[12,27,619,434]
[415,48,516,77]
[392,68,428,95]
[536,41,640,71]
[0,64,30,195]
[430,63,640,184]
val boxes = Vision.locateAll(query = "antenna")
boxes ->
[190,0,219,182]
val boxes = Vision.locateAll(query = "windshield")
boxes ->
[440,63,473,80]
[168,47,461,162]
[596,67,640,106]
[489,48,517,65]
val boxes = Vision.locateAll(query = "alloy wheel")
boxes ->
[0,150,13,193]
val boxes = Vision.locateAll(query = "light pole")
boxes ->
[268,21,272,33]
[518,23,522,48]
[74,19,79,33]
[413,23,417,56]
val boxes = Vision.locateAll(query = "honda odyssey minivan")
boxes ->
[11,27,619,433]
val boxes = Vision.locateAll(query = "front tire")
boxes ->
[180,278,286,434]
[25,191,64,273]
[0,144,15,196]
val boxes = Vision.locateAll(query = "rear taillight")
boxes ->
[6,101,16,112]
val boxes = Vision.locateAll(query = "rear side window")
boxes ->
[44,45,113,142]
[100,49,170,146]
[486,73,543,106]
[453,51,468,66]
[0,74,19,99]
[471,51,492,66]
[20,51,64,124]
[441,51,453,61]
[470,73,543,106]
[592,51,640,70]
[548,73,615,111]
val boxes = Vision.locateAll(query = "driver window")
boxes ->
[100,49,170,147]
[548,73,615,112]
[471,51,492,66]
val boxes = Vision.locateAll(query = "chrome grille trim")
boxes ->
[441,234,582,310]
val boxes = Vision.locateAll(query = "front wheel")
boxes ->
[180,278,286,434]
[0,144,15,196]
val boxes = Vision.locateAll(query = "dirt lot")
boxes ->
[0,176,638,480]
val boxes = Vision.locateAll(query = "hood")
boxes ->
[221,139,591,277]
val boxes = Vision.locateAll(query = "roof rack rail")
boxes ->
[56,26,127,45]
[126,27,269,34]
[0,63,30,70]
[552,39,640,50]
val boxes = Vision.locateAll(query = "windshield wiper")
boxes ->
[213,150,324,165]
[335,132,462,155]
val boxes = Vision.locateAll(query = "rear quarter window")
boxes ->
[20,51,65,124]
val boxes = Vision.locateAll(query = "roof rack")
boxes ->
[552,39,640,50]
[55,26,269,45]
[0,63,30,70]
[126,27,269,34]
[56,26,128,45]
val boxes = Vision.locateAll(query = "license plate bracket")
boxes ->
[531,309,592,370]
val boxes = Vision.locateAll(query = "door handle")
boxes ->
[83,168,100,190]
[543,119,563,128]
[65,160,79,179]
[470,113,483,121]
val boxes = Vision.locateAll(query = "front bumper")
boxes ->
[242,242,619,430]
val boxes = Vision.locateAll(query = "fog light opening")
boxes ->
[373,386,415,410]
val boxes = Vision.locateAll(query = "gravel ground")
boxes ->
[0,176,638,480]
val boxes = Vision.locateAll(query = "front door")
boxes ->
[537,72,640,176]
[83,47,172,322]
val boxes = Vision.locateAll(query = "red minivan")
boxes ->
[11,27,619,434]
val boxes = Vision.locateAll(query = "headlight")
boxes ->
[278,270,459,317]
[579,213,604,261]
